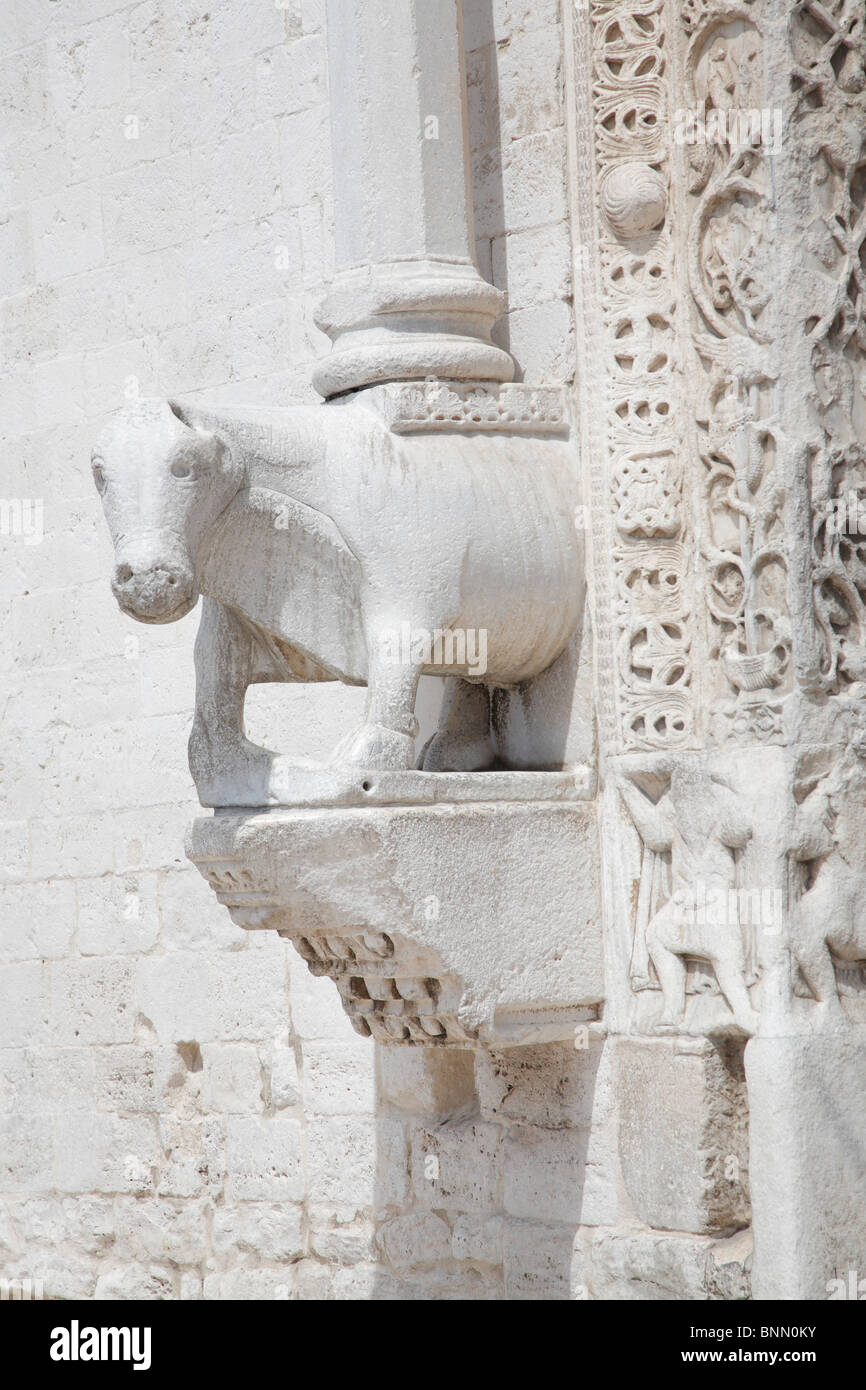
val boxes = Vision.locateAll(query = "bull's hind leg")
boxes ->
[189,598,277,806]
[330,650,421,770]
[418,678,495,771]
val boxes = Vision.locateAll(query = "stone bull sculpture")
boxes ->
[92,396,584,805]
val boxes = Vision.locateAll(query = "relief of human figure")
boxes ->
[618,760,760,1035]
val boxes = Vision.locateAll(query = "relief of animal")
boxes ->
[790,755,866,1027]
[91,397,584,805]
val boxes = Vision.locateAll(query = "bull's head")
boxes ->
[91,399,242,624]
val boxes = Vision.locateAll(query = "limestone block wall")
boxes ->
[0,0,727,1302]
[1,0,345,1301]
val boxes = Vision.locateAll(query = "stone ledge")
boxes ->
[187,798,603,1047]
[198,764,595,812]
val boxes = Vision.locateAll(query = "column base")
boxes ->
[312,260,515,398]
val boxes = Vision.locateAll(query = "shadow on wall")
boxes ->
[372,1040,608,1299]
[464,0,511,370]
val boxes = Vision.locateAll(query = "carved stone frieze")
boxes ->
[617,754,762,1036]
[788,737,866,1024]
[583,0,695,754]
[788,0,866,692]
[676,1,791,737]
[369,381,568,435]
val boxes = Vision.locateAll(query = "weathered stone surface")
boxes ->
[578,1229,751,1303]
[378,1212,452,1272]
[617,1039,750,1236]
[747,1033,866,1300]
[4,0,866,1306]
[377,1047,476,1118]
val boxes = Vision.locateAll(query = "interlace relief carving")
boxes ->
[680,3,791,740]
[590,0,695,750]
[788,0,866,690]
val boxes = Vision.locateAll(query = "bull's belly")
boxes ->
[361,540,583,684]
[209,472,584,687]
[261,581,582,688]
[264,607,580,687]
[413,605,580,684]
[357,513,583,683]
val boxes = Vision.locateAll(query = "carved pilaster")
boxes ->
[580,0,696,757]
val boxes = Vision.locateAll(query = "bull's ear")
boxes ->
[167,399,241,484]
[167,399,196,430]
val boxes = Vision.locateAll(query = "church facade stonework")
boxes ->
[1,0,865,1300]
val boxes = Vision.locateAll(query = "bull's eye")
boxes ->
[171,461,192,479]
[92,460,107,493]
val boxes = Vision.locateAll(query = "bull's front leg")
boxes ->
[189,598,278,806]
[330,637,420,770]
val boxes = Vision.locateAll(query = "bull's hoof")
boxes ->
[191,745,276,811]
[330,723,415,770]
[418,730,496,772]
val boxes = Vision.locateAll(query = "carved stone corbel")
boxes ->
[188,792,603,1048]
[91,0,601,1049]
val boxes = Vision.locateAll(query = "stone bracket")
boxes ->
[187,787,604,1048]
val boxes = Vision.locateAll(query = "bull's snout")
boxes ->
[112,554,198,623]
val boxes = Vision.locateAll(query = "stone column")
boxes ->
[312,0,514,398]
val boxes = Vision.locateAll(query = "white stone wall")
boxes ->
[0,0,641,1301]
[467,0,574,384]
